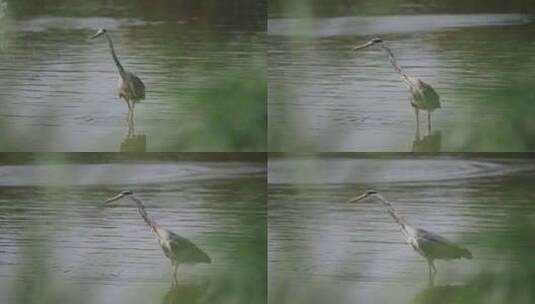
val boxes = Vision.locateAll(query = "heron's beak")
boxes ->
[104,193,125,204]
[346,193,368,203]
[352,41,374,51]
[90,32,104,39]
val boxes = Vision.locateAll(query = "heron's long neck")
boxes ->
[104,33,126,79]
[376,195,410,233]
[128,196,160,235]
[381,45,412,88]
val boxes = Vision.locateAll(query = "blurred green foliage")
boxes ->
[434,27,535,151]
[171,67,267,151]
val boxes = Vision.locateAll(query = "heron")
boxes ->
[104,190,211,282]
[353,38,440,132]
[347,190,471,280]
[91,29,145,121]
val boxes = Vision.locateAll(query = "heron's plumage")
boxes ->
[120,71,145,102]
[416,228,472,260]
[408,77,440,111]
[167,231,211,264]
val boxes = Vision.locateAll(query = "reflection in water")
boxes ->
[412,128,442,152]
[162,281,209,304]
[120,109,146,151]
[412,283,470,304]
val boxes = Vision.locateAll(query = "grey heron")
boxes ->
[104,190,211,282]
[347,190,471,279]
[91,29,145,120]
[353,38,441,132]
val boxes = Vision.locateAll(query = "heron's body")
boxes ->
[156,228,211,265]
[348,191,471,279]
[118,71,145,106]
[405,225,472,261]
[406,76,440,112]
[91,29,145,112]
[354,38,440,131]
[104,191,210,282]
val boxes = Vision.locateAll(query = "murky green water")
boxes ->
[268,14,535,151]
[0,158,266,304]
[268,155,535,303]
[0,0,266,152]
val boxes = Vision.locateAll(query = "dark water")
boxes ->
[268,14,535,151]
[0,1,265,151]
[268,156,535,303]
[0,160,266,304]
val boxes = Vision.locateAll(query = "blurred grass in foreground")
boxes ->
[169,65,267,151]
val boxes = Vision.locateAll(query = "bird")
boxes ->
[91,29,145,120]
[104,190,211,282]
[353,37,440,132]
[347,190,471,280]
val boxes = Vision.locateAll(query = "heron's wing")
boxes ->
[414,79,440,109]
[168,231,211,264]
[125,71,145,100]
[416,228,471,259]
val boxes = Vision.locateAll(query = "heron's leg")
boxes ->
[414,107,420,135]
[127,114,134,138]
[120,96,132,123]
[426,258,437,283]
[172,263,179,284]
[128,108,134,125]
[427,111,432,133]
[430,260,437,274]
[170,260,177,283]
[427,268,435,287]
[120,95,132,110]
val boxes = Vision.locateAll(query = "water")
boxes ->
[0,159,266,304]
[268,156,535,303]
[0,1,265,151]
[268,14,535,151]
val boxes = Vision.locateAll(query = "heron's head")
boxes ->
[90,28,107,39]
[352,37,383,51]
[104,190,133,204]
[347,190,381,203]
